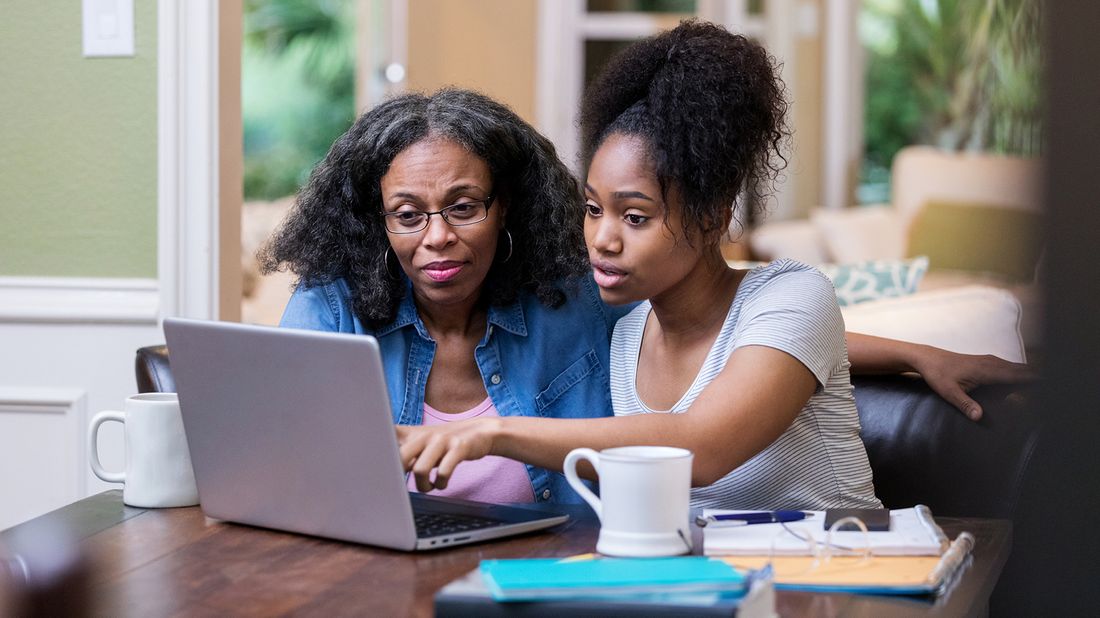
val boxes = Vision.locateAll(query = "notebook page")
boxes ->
[702,507,946,556]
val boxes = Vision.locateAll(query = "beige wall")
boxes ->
[406,0,538,123]
[0,3,158,277]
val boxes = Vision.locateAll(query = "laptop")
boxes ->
[162,317,568,551]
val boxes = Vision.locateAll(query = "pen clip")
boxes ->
[694,515,749,528]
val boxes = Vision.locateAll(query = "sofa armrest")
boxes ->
[853,375,1038,519]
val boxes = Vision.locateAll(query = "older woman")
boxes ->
[262,88,1029,506]
[260,89,622,506]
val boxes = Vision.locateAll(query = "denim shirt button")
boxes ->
[541,489,551,500]
[490,373,502,385]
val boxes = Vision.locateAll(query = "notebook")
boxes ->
[702,506,949,556]
[163,318,568,551]
[435,557,776,617]
[479,557,746,600]
[702,504,974,595]
[721,533,975,595]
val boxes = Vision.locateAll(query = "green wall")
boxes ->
[0,3,158,278]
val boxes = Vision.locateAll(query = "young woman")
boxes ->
[396,21,1021,509]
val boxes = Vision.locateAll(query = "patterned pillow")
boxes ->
[727,257,929,307]
[817,256,929,307]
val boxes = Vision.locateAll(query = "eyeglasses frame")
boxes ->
[381,193,497,234]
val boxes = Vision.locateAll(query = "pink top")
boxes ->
[406,397,535,503]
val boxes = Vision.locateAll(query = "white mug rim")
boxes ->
[598,446,692,462]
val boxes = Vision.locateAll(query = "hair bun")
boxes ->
[580,19,790,239]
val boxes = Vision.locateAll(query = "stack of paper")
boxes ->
[702,507,948,557]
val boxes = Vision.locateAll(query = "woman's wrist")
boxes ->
[902,342,937,375]
[485,415,511,458]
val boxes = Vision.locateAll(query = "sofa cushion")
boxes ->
[811,205,908,262]
[747,218,830,264]
[841,285,1026,363]
[908,200,1044,282]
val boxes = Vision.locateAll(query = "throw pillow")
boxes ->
[727,257,928,307]
[907,201,1043,282]
[817,256,929,307]
[748,218,831,264]
[811,206,907,263]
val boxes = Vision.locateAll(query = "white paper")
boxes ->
[701,507,947,557]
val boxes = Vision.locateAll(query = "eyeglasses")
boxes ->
[381,194,496,234]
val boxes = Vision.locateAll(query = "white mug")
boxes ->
[88,393,199,508]
[563,446,694,557]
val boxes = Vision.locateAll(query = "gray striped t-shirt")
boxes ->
[610,259,881,510]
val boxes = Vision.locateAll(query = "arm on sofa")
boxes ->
[848,333,1034,420]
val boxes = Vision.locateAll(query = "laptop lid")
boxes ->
[164,318,423,549]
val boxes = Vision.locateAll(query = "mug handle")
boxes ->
[89,411,126,483]
[563,448,602,521]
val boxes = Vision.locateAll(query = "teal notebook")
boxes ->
[479,557,746,601]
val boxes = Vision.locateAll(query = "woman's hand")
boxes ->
[395,418,501,492]
[910,347,1035,421]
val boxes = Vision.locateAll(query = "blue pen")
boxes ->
[695,510,810,527]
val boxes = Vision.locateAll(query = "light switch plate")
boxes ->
[83,0,134,57]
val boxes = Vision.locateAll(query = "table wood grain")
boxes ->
[3,491,1011,617]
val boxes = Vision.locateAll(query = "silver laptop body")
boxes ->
[163,317,568,551]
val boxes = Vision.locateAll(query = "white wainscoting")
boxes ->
[0,387,86,529]
[0,277,164,529]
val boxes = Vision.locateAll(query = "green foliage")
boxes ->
[860,0,1043,198]
[243,0,356,200]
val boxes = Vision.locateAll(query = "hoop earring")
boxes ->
[501,229,513,263]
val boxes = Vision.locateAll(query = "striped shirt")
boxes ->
[610,259,881,510]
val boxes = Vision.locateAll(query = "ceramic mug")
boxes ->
[563,446,694,557]
[88,393,199,508]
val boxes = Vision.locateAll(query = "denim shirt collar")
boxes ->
[375,277,528,339]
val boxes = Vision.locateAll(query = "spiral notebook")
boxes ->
[702,506,949,556]
[702,505,974,595]
[720,533,974,595]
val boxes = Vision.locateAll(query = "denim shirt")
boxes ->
[279,275,632,504]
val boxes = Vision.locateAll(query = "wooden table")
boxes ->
[2,491,1011,617]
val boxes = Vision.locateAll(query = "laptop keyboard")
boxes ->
[413,511,504,538]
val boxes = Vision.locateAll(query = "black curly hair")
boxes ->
[580,20,790,241]
[259,88,588,328]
